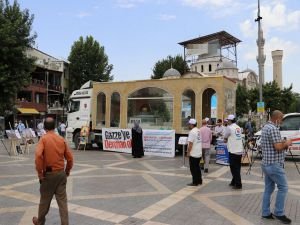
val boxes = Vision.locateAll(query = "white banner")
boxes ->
[102,128,132,153]
[143,130,175,158]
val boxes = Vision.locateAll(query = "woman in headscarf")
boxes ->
[131,121,144,158]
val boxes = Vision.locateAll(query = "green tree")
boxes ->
[247,81,297,113]
[236,84,249,117]
[0,0,36,115]
[68,36,113,91]
[151,55,189,79]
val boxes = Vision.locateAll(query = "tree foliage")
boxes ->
[237,81,298,115]
[0,0,36,115]
[68,36,113,91]
[151,55,189,79]
[236,84,249,117]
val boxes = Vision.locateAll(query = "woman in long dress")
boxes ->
[131,121,144,158]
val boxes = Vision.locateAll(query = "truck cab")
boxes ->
[280,113,300,155]
[67,81,93,148]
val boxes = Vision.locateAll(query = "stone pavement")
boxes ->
[0,140,300,225]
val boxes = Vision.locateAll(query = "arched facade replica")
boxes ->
[92,75,236,134]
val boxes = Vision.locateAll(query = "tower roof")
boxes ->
[178,31,241,47]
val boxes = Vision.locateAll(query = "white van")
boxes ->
[254,113,300,156]
[280,113,300,156]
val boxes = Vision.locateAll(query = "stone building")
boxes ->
[91,73,236,134]
[15,48,70,127]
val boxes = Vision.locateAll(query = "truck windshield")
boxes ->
[281,115,300,131]
[69,100,80,113]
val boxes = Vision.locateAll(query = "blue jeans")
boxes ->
[261,163,288,216]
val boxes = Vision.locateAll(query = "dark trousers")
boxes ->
[229,153,242,187]
[38,171,69,225]
[189,156,202,184]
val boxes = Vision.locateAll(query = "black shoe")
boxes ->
[229,183,234,187]
[204,169,208,173]
[273,215,292,224]
[198,180,203,185]
[232,185,242,190]
[262,213,274,220]
[187,183,198,186]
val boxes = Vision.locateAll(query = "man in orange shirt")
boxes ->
[33,117,73,225]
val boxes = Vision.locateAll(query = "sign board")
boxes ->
[215,139,229,165]
[257,102,265,113]
[102,128,132,153]
[5,130,21,139]
[143,130,175,158]
[102,128,176,157]
[178,136,188,145]
[129,118,142,125]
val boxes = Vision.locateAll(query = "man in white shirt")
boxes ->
[214,119,225,138]
[224,115,243,190]
[59,121,66,138]
[37,120,45,140]
[187,118,202,186]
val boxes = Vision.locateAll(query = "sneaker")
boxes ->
[273,215,292,224]
[262,213,274,220]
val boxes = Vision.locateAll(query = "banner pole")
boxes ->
[181,144,187,169]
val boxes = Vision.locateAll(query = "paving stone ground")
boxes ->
[0,138,300,225]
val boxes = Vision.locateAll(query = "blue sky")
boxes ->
[17,0,300,92]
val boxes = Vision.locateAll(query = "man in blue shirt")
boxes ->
[261,110,292,224]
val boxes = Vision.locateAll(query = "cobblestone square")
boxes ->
[0,140,300,225]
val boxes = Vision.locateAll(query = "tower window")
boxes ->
[209,64,212,72]
[201,65,204,72]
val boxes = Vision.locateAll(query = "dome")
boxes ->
[221,60,236,69]
[163,68,181,79]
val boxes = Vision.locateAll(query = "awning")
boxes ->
[17,108,40,114]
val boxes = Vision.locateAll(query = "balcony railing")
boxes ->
[31,79,47,87]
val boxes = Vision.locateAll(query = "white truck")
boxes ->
[66,81,102,148]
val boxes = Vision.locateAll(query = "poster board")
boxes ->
[102,128,176,157]
[6,130,21,139]
[215,139,229,165]
[143,130,175,158]
[102,128,132,153]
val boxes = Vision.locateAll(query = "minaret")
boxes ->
[256,0,266,102]
[272,50,283,89]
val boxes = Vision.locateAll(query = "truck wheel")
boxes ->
[74,132,80,150]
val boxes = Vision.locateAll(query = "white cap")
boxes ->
[188,118,197,125]
[227,114,235,120]
[204,117,210,122]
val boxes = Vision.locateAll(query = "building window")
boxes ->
[96,92,106,127]
[181,89,195,130]
[195,66,197,72]
[69,100,80,113]
[209,64,212,72]
[201,65,204,72]
[110,92,120,127]
[127,87,173,129]
[35,93,46,104]
[17,91,32,102]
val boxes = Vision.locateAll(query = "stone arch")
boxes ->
[96,92,106,127]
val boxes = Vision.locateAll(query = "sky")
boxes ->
[17,0,300,92]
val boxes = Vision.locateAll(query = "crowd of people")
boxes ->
[186,110,293,224]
